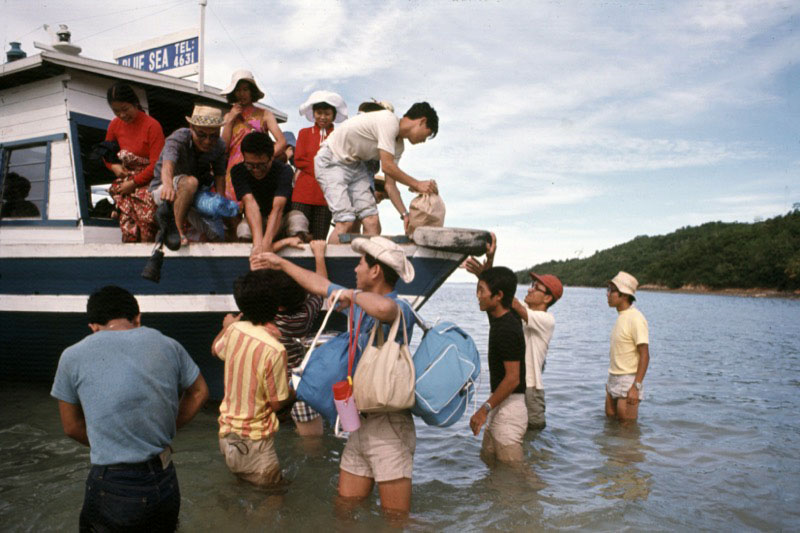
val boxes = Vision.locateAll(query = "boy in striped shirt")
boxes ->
[212,270,295,487]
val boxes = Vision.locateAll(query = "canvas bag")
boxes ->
[295,290,366,425]
[407,193,446,235]
[353,309,415,412]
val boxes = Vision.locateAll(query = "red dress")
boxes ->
[292,125,333,206]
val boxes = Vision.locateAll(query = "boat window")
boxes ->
[0,142,47,221]
[69,113,116,225]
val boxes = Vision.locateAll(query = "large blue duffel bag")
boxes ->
[411,321,481,427]
[295,290,367,426]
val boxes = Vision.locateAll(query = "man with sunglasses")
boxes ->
[231,132,293,254]
[151,104,228,244]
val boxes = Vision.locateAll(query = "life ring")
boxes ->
[412,227,491,256]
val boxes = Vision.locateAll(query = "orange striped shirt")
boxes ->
[214,321,289,440]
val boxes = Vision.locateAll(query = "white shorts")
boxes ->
[340,412,415,483]
[314,145,378,223]
[483,393,527,453]
[606,373,645,400]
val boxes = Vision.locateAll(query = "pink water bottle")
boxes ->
[333,380,360,432]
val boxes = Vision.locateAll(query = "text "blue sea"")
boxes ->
[116,37,198,73]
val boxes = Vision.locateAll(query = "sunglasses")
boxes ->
[530,282,550,295]
[244,161,270,172]
[193,129,220,141]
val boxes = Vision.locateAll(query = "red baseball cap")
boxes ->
[530,273,563,303]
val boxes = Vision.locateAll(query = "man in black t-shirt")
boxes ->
[470,266,528,464]
[232,132,293,253]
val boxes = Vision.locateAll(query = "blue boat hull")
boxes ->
[0,243,466,399]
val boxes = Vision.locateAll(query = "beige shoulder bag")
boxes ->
[353,309,415,412]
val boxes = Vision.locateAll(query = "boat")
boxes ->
[0,36,488,398]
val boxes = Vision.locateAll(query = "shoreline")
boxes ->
[637,284,800,299]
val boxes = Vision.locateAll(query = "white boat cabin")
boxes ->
[0,49,286,245]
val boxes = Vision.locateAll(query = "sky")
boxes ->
[3,0,798,281]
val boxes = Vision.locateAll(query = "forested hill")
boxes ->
[519,210,800,291]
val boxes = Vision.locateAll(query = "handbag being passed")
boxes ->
[353,303,415,413]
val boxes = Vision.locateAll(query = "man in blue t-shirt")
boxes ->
[231,131,293,254]
[250,236,416,514]
[51,286,208,532]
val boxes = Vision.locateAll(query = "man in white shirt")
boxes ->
[511,272,562,429]
[314,102,440,243]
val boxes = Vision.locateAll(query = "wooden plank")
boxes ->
[47,190,79,220]
[49,141,72,169]
[0,226,83,244]
[49,175,75,195]
[67,71,150,113]
[0,76,67,107]
[0,120,69,143]
[0,104,66,129]
[66,87,114,120]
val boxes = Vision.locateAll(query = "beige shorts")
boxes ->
[482,393,527,456]
[606,373,645,400]
[340,412,416,483]
[219,433,282,487]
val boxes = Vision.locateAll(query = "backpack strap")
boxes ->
[291,289,344,390]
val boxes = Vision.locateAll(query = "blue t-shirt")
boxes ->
[327,283,416,344]
[51,326,200,466]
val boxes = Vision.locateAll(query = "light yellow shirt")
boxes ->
[609,306,648,375]
[324,110,405,164]
[522,305,555,389]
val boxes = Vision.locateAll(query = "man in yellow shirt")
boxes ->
[606,271,650,422]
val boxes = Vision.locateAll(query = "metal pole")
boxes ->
[197,0,207,92]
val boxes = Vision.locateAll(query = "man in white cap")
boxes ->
[250,236,418,514]
[151,104,228,244]
[606,271,650,421]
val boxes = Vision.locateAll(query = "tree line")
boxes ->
[518,210,800,291]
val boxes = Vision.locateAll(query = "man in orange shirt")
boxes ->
[212,269,295,487]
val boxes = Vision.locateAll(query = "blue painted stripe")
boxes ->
[0,255,461,296]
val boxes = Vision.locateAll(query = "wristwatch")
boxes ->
[634,381,643,391]
[400,211,409,220]
[482,401,492,414]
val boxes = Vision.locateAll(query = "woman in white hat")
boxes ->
[292,90,348,240]
[220,69,287,203]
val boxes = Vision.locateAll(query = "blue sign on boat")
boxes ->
[115,36,198,74]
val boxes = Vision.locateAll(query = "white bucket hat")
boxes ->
[185,105,224,127]
[221,69,265,101]
[609,271,638,300]
[299,90,348,123]
[351,236,415,284]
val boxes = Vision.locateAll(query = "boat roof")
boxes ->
[0,50,287,122]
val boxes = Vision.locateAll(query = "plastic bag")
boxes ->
[193,190,239,218]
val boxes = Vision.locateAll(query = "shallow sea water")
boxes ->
[1,284,799,531]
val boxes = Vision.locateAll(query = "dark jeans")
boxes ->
[79,460,180,533]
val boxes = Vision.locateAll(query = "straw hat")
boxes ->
[221,69,265,101]
[530,272,563,302]
[299,90,349,123]
[185,105,224,127]
[609,271,638,299]
[351,236,415,283]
